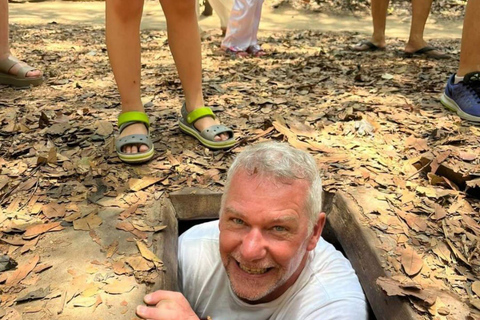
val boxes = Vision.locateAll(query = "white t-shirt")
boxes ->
[178,221,367,320]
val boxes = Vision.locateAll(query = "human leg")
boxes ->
[159,0,232,144]
[457,0,480,76]
[352,0,388,51]
[106,0,151,158]
[0,0,42,87]
[404,0,448,58]
[0,0,8,56]
[440,0,480,122]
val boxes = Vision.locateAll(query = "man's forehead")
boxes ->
[230,170,302,188]
[224,206,299,221]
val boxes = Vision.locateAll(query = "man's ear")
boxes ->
[306,212,326,251]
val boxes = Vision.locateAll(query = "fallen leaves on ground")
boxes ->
[1,19,479,319]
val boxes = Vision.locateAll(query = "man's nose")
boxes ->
[240,228,267,261]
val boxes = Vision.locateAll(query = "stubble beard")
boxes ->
[224,254,287,302]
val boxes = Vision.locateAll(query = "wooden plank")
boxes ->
[151,198,179,292]
[328,188,419,320]
[170,188,221,220]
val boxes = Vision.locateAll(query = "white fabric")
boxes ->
[454,75,464,84]
[221,0,264,50]
[209,0,233,29]
[196,0,233,29]
[179,221,368,320]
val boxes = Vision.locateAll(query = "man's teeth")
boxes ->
[239,264,268,274]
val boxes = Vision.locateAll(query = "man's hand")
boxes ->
[136,290,200,320]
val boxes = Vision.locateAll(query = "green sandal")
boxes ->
[115,111,154,164]
[0,56,44,87]
[178,103,236,150]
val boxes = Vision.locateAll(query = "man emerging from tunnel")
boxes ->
[137,141,367,320]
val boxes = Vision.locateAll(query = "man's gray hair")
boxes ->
[221,141,323,233]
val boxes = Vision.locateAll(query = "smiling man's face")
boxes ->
[219,170,324,303]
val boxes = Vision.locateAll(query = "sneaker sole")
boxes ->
[440,93,480,122]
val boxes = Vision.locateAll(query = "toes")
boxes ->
[214,133,229,141]
[139,144,149,153]
[122,144,149,154]
[26,70,42,78]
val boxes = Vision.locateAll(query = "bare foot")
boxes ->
[352,40,386,52]
[404,40,449,59]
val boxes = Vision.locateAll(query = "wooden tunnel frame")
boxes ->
[159,187,418,320]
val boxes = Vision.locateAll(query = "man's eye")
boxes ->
[273,226,286,232]
[232,218,244,225]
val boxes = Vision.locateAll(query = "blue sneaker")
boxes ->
[441,72,480,122]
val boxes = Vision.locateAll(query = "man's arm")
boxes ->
[136,290,200,320]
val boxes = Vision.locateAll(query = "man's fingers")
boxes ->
[137,305,176,319]
[136,305,157,319]
[144,290,182,305]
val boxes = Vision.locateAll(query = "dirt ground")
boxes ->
[1,1,480,320]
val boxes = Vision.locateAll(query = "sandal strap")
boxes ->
[14,65,37,79]
[118,111,150,129]
[182,105,216,124]
[115,134,153,153]
[200,124,234,140]
[0,56,20,74]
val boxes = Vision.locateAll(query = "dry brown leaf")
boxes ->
[116,221,134,232]
[377,277,436,305]
[23,222,63,240]
[461,214,480,234]
[132,220,167,232]
[136,241,162,264]
[33,263,52,274]
[47,147,57,164]
[401,247,423,277]
[287,136,311,151]
[112,261,131,275]
[433,204,448,220]
[458,151,476,161]
[17,178,37,192]
[103,280,135,295]
[126,256,155,271]
[128,176,162,192]
[72,296,97,307]
[41,203,66,219]
[93,294,103,311]
[81,283,100,298]
[432,242,451,263]
[273,121,294,139]
[73,213,102,231]
[472,281,480,297]
[288,120,316,137]
[106,240,119,259]
[95,121,113,136]
[396,210,427,232]
[2,308,22,320]
[166,150,180,166]
[466,178,480,189]
[405,135,428,151]
[118,204,138,220]
[6,255,40,286]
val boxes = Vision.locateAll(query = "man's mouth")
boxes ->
[237,262,271,275]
